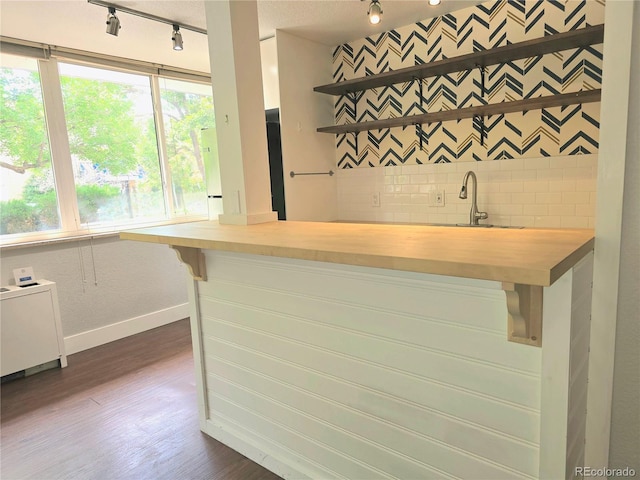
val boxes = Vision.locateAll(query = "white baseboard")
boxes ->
[63,304,189,355]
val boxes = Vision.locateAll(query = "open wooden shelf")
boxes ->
[317,89,601,134]
[314,24,604,96]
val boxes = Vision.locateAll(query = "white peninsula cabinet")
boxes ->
[122,220,594,480]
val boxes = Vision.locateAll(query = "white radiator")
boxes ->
[1,280,67,377]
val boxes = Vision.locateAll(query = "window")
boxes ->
[58,63,166,227]
[158,78,213,217]
[0,52,215,244]
[0,54,60,235]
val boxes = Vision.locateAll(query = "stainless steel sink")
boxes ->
[427,223,525,229]
[455,223,494,228]
[336,221,525,229]
[456,224,525,229]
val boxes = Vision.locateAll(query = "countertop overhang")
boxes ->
[120,220,594,288]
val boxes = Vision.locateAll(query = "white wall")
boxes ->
[609,1,640,471]
[276,30,337,221]
[586,0,638,471]
[260,37,280,110]
[0,237,189,354]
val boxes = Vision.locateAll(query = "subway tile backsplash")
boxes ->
[337,155,597,228]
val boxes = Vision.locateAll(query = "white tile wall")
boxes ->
[337,155,598,228]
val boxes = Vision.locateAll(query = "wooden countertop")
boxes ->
[120,221,594,287]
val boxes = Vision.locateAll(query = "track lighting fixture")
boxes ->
[428,0,442,5]
[367,0,383,25]
[172,24,183,51]
[89,0,206,47]
[105,7,121,36]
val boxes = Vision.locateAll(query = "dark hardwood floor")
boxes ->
[0,319,281,480]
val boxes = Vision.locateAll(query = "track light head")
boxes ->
[367,0,383,24]
[106,7,121,36]
[367,0,383,25]
[172,24,183,51]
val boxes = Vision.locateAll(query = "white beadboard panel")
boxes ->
[539,269,573,479]
[206,398,384,480]
[201,323,540,445]
[201,278,540,375]
[538,253,594,479]
[207,377,534,480]
[199,415,316,479]
[567,381,589,478]
[570,253,594,299]
[204,354,539,477]
[196,250,543,479]
[199,299,539,408]
[566,253,594,479]
[200,251,516,334]
[204,337,539,446]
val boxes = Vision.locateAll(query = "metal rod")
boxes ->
[290,170,335,178]
[87,0,207,35]
[89,237,98,286]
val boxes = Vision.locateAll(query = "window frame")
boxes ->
[0,44,214,247]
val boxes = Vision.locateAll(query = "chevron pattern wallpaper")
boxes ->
[332,0,604,169]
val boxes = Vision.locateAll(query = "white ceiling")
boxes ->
[0,0,482,73]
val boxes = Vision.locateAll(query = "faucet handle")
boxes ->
[477,211,488,221]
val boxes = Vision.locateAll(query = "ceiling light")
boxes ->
[105,7,121,36]
[172,25,183,51]
[368,0,383,25]
[428,0,442,5]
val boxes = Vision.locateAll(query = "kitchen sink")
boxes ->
[455,223,524,229]
[336,221,525,229]
[427,223,525,229]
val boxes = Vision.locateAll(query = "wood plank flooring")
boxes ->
[0,319,281,480]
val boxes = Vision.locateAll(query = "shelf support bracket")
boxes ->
[348,91,360,157]
[476,64,487,147]
[477,64,486,99]
[171,245,207,281]
[415,77,424,110]
[475,114,486,147]
[502,282,543,347]
[348,91,358,123]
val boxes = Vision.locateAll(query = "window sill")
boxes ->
[0,216,209,251]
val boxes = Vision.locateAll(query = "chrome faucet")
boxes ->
[459,170,488,226]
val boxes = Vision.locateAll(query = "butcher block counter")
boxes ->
[121,220,595,480]
[120,220,593,287]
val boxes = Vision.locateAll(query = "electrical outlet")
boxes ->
[434,189,445,207]
[372,192,380,207]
